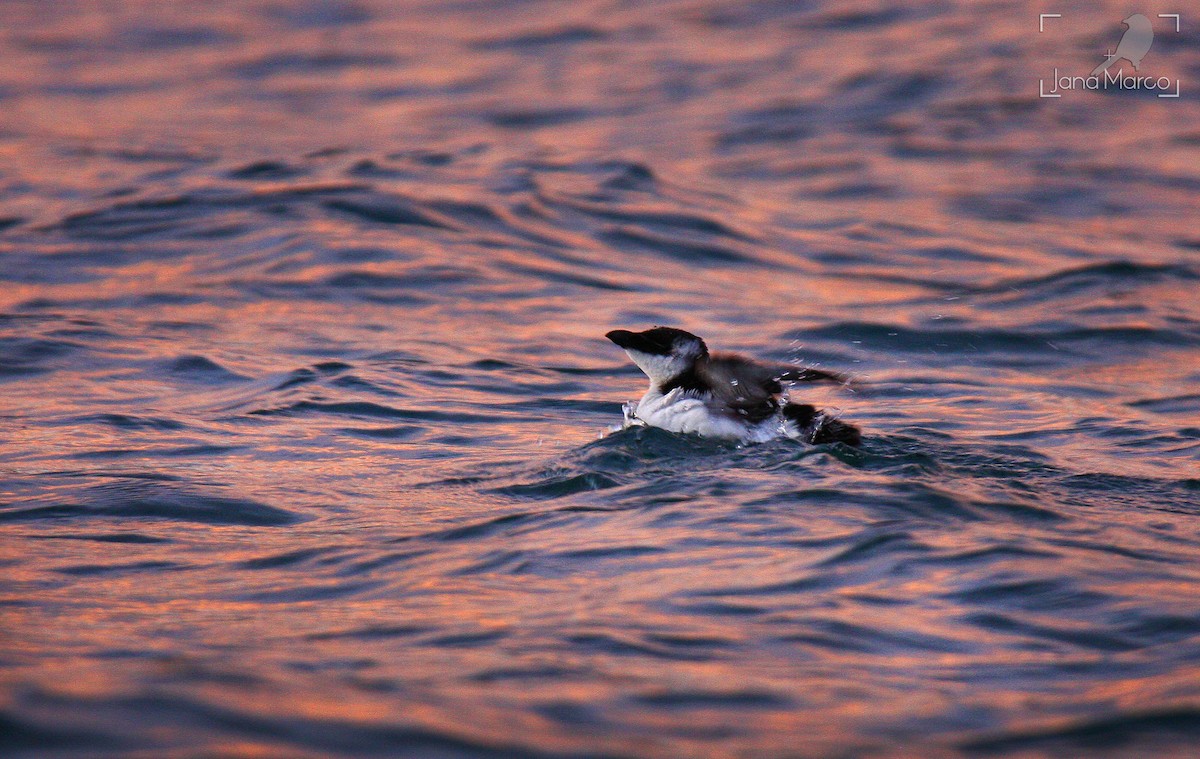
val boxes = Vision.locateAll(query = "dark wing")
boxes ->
[697,354,785,424]
[776,366,851,385]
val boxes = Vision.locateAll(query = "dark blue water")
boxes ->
[2,1,1199,756]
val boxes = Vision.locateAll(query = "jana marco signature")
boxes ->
[1046,66,1179,94]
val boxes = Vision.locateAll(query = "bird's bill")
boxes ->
[606,329,671,355]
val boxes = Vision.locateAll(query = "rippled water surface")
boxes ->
[3,1,1200,756]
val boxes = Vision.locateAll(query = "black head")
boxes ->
[606,326,708,384]
[606,326,706,356]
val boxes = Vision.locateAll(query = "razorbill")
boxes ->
[607,326,861,446]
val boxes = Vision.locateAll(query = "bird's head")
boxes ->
[606,326,707,385]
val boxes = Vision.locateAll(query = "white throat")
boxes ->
[622,348,695,387]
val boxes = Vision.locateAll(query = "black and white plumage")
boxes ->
[606,326,861,445]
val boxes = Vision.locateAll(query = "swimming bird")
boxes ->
[607,326,861,445]
[1091,14,1154,76]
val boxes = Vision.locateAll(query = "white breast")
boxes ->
[632,388,784,442]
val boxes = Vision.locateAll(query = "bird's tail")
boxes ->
[782,403,861,447]
[1091,55,1119,77]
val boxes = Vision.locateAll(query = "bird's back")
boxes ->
[695,352,786,423]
